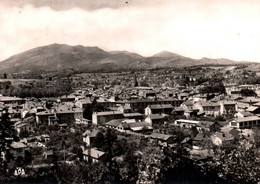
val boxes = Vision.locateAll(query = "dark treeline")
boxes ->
[1,127,259,184]
[239,76,260,85]
[0,80,72,98]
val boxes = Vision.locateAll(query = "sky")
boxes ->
[1,0,260,62]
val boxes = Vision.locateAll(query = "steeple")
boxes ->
[133,74,138,87]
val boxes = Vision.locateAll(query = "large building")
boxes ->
[92,111,124,126]
[36,106,83,125]
[229,116,260,129]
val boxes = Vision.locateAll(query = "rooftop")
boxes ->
[150,133,173,140]
[232,116,260,122]
[149,104,173,109]
[11,142,27,149]
[83,148,105,159]
[94,111,123,116]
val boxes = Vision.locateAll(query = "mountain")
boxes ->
[0,44,244,74]
[0,44,144,73]
[109,50,143,59]
[198,57,238,65]
[152,51,185,58]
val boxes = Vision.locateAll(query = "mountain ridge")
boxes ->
[0,43,250,73]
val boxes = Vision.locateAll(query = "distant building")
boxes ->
[149,133,175,147]
[247,106,260,114]
[83,148,106,163]
[200,101,221,117]
[0,96,25,105]
[106,119,153,133]
[9,142,27,159]
[145,104,173,115]
[174,119,219,132]
[92,111,124,126]
[36,106,83,125]
[82,129,99,148]
[234,111,254,118]
[145,114,167,125]
[229,116,260,129]
[117,98,183,112]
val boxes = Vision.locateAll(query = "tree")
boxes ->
[0,108,17,139]
[252,128,260,148]
[212,142,260,184]
[137,145,169,184]
[0,108,17,176]
[19,129,30,138]
[93,132,105,149]
[199,81,226,94]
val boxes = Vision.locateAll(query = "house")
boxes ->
[144,114,166,125]
[118,121,153,133]
[123,112,143,121]
[36,105,83,125]
[238,97,260,106]
[220,101,237,115]
[181,100,194,111]
[106,119,153,133]
[0,96,25,105]
[41,134,50,143]
[118,104,133,113]
[14,122,34,136]
[149,133,175,147]
[83,148,106,163]
[172,107,185,116]
[200,101,221,117]
[229,116,260,129]
[9,142,27,159]
[211,132,236,146]
[82,129,99,148]
[106,119,125,129]
[36,111,55,125]
[42,150,54,160]
[139,90,156,98]
[192,133,209,150]
[56,106,83,124]
[247,106,260,115]
[174,119,200,129]
[60,95,76,103]
[92,111,124,126]
[75,118,91,125]
[144,104,173,115]
[234,111,254,118]
[75,98,92,119]
[220,127,240,140]
[134,87,156,98]
[116,98,183,112]
[177,92,189,100]
[197,121,220,132]
[189,149,214,160]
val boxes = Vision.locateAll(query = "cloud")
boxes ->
[0,0,260,62]
[0,0,174,11]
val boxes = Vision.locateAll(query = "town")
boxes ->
[0,64,260,183]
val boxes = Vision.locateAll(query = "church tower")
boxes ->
[133,74,138,87]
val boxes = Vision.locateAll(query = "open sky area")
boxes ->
[1,0,260,62]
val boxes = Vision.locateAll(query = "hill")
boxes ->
[0,44,246,74]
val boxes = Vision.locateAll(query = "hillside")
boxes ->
[0,44,245,74]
